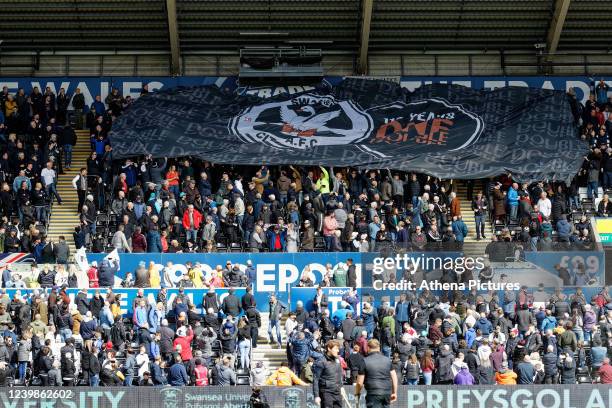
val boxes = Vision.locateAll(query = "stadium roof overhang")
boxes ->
[0,1,608,70]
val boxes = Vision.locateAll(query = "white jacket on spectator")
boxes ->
[111,231,131,252]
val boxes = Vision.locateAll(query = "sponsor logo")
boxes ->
[160,387,181,408]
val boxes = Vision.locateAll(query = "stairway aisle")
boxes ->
[46,130,91,256]
[252,314,288,374]
[454,182,490,258]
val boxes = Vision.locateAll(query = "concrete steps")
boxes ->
[253,315,288,373]
[46,130,91,255]
[454,182,490,258]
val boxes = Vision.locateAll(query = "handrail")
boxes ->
[590,216,604,252]
[239,47,322,58]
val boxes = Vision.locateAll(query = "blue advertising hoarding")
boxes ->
[399,76,601,104]
[85,252,360,311]
[0,75,605,107]
[76,250,607,314]
[523,251,605,286]
[2,287,245,318]
[290,287,354,316]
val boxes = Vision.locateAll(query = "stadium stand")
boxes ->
[0,80,610,391]
[1,3,612,408]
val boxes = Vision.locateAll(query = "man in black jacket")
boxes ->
[313,340,344,408]
[61,124,77,169]
[97,258,119,288]
[158,319,175,363]
[245,305,261,348]
[71,88,85,129]
[241,286,256,311]
[202,288,219,314]
[89,346,101,386]
[346,258,357,288]
[75,289,90,316]
[221,288,241,318]
[542,345,558,384]
[37,268,56,288]
[319,309,334,344]
[356,339,398,408]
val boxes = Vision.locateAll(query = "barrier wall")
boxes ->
[1,385,611,408]
[523,251,605,286]
[75,252,605,313]
[85,252,361,310]
[5,285,609,318]
[2,288,246,318]
[0,75,605,106]
[84,250,606,293]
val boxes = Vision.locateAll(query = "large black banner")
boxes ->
[110,78,587,182]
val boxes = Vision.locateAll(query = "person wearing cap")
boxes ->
[184,179,201,205]
[138,370,153,386]
[301,220,314,251]
[173,325,194,363]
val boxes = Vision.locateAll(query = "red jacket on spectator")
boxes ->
[131,232,147,253]
[600,362,612,384]
[428,324,443,343]
[173,327,194,362]
[87,267,99,288]
[182,209,202,230]
[161,235,168,252]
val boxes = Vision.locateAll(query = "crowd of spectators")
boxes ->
[0,83,604,259]
[0,273,608,389]
[96,160,599,257]
[1,81,611,398]
[0,84,140,261]
[61,84,611,257]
